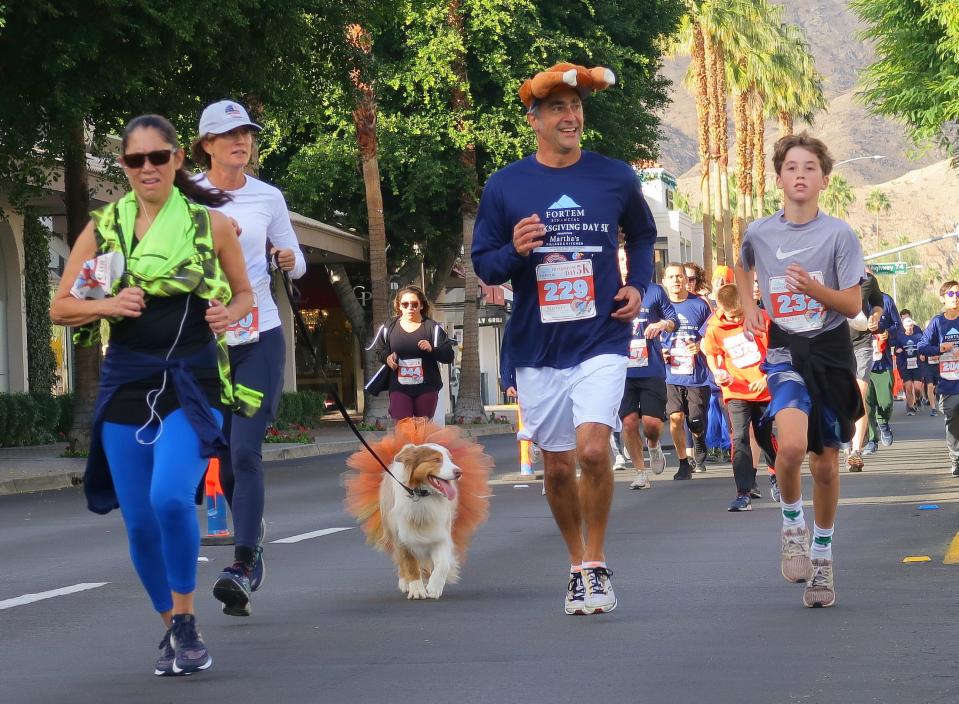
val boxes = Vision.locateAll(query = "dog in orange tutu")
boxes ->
[345,418,492,599]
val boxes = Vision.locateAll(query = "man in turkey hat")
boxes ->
[471,62,658,616]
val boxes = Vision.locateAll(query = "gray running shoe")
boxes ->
[582,565,617,614]
[781,526,812,583]
[803,558,836,608]
[612,453,628,471]
[629,469,651,490]
[564,571,586,615]
[648,444,666,475]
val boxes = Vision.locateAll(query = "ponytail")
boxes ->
[174,168,231,208]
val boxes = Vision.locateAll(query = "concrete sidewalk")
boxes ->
[0,417,517,497]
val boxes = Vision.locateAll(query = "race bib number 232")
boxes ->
[767,272,825,334]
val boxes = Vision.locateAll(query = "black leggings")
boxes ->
[726,399,777,494]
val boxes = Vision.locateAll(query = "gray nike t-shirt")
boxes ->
[740,210,865,339]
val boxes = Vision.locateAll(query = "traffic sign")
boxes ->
[870,262,908,274]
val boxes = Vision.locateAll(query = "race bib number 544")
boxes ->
[536,260,596,324]
[768,272,825,333]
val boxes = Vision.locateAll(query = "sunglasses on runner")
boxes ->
[121,149,177,169]
[945,291,959,298]
[400,301,420,309]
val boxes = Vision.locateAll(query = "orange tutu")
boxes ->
[344,417,492,560]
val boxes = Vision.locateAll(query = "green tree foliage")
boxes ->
[821,173,855,219]
[852,0,959,157]
[268,0,685,284]
[23,214,57,394]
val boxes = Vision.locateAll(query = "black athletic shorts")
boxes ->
[618,376,667,421]
[899,366,922,383]
[665,383,710,419]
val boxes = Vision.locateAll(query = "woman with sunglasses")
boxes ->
[51,114,255,676]
[190,100,306,618]
[366,285,455,421]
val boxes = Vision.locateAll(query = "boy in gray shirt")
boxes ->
[735,132,865,609]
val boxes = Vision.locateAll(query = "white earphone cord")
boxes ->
[134,294,193,446]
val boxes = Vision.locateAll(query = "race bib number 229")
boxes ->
[536,260,596,324]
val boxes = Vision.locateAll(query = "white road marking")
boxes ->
[271,527,354,544]
[0,582,109,611]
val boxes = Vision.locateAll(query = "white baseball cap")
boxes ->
[198,100,262,136]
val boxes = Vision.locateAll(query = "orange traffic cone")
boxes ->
[200,458,234,546]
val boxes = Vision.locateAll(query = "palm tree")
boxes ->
[346,24,390,423]
[768,24,826,139]
[865,188,892,240]
[446,0,486,424]
[821,174,855,219]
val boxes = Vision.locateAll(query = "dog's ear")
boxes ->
[394,443,418,465]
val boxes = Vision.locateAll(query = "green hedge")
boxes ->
[0,393,66,446]
[275,390,325,428]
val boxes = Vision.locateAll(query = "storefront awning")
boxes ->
[290,212,368,264]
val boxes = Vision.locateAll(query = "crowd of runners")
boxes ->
[47,60,959,678]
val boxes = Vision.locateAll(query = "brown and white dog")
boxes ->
[380,442,463,600]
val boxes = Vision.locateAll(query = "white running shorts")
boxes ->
[516,354,628,452]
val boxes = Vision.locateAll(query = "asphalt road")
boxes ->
[2,409,958,704]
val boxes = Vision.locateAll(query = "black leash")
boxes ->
[272,259,423,498]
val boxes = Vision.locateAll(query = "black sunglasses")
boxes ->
[121,149,177,169]
[400,301,420,309]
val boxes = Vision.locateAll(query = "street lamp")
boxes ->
[833,155,885,167]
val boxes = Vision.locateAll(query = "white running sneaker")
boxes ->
[803,558,836,608]
[612,453,628,471]
[781,526,812,583]
[582,565,617,614]
[629,469,651,490]
[648,444,666,475]
[564,571,586,615]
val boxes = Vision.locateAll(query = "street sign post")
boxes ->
[870,262,908,275]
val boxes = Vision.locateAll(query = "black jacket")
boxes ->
[769,320,865,454]
[365,316,455,396]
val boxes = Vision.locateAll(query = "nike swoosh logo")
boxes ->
[776,245,814,260]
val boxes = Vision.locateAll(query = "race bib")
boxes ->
[536,260,596,324]
[907,357,919,370]
[929,355,941,365]
[398,357,424,385]
[872,337,883,362]
[670,341,695,376]
[767,272,825,333]
[722,332,762,369]
[940,350,959,381]
[225,294,259,346]
[628,338,649,368]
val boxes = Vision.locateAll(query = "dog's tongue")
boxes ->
[429,476,457,501]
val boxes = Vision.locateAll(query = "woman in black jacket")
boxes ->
[366,285,455,420]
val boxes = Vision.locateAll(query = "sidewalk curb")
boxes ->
[264,423,517,462]
[0,424,518,496]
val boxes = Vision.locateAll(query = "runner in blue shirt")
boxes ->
[472,62,656,617]
[894,309,924,415]
[919,280,959,476]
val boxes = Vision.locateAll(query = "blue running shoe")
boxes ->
[862,441,878,456]
[879,423,894,447]
[169,614,212,675]
[931,408,939,417]
[213,563,252,617]
[153,628,176,676]
[728,493,752,512]
[250,518,266,592]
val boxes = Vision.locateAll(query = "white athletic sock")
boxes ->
[570,564,582,574]
[810,524,834,560]
[781,497,806,530]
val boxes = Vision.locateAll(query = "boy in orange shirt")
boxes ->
[702,284,779,511]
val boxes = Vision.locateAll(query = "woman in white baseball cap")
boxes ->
[191,99,306,618]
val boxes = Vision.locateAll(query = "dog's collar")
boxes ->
[410,487,432,499]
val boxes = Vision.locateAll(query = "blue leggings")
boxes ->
[103,408,222,613]
[220,326,285,555]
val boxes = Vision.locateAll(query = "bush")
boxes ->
[299,390,325,425]
[30,392,60,444]
[56,394,74,437]
[10,394,37,445]
[276,392,304,427]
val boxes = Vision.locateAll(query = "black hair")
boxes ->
[121,114,231,208]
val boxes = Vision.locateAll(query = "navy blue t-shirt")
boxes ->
[920,314,959,395]
[662,295,713,387]
[894,328,923,373]
[872,293,901,373]
[471,151,657,369]
[627,284,677,379]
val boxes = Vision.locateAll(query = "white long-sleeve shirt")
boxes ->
[196,174,306,337]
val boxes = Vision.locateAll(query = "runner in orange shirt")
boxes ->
[702,284,778,511]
